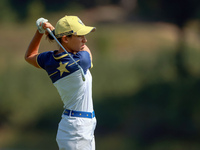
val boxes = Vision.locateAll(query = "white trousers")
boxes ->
[56,114,97,150]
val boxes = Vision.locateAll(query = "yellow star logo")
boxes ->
[57,61,70,76]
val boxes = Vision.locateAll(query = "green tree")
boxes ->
[0,0,17,23]
[136,0,200,78]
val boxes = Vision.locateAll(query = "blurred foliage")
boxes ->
[136,0,200,27]
[1,0,200,150]
[0,0,121,22]
[136,0,200,80]
[1,21,200,149]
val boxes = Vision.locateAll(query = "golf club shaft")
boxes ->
[46,28,85,81]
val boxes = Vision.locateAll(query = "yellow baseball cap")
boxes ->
[55,16,96,38]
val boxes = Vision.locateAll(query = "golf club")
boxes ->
[46,28,86,81]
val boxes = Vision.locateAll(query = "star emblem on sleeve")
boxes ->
[57,61,70,76]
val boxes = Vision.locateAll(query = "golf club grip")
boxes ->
[46,28,86,81]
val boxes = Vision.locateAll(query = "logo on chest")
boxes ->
[57,61,70,76]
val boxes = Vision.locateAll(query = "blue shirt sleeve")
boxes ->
[37,51,53,69]
[76,51,92,74]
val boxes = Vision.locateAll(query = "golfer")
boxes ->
[25,15,97,150]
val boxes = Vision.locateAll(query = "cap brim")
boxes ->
[76,26,96,35]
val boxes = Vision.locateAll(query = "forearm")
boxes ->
[25,30,43,67]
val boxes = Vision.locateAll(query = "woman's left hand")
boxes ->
[42,22,55,35]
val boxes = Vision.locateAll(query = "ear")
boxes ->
[61,36,69,43]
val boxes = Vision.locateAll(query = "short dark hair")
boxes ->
[46,29,72,43]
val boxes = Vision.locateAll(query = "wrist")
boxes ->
[36,29,44,35]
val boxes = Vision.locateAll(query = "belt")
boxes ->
[64,109,95,119]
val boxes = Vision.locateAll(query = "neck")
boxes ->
[59,46,77,54]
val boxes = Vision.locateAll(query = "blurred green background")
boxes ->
[1,0,200,149]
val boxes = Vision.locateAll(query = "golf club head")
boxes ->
[79,67,86,81]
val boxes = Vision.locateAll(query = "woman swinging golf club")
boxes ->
[25,15,97,150]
